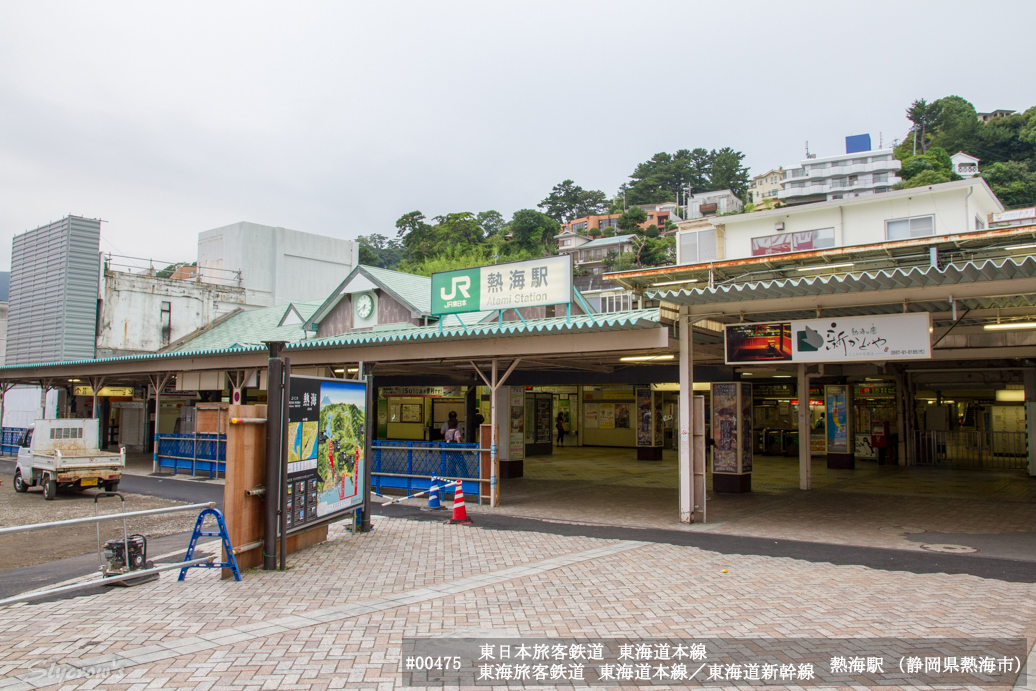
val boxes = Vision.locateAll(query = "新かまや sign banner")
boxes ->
[725,313,931,364]
[430,256,572,315]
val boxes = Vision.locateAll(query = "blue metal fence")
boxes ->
[1,428,28,456]
[157,434,227,477]
[371,440,482,499]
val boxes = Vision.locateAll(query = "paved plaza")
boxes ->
[0,509,1033,690]
[478,448,1036,555]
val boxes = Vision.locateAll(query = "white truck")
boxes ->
[12,419,125,500]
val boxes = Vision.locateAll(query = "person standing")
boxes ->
[556,411,566,447]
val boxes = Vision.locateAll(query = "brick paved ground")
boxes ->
[0,515,1032,690]
[465,449,1035,553]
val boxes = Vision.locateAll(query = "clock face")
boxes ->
[356,294,374,320]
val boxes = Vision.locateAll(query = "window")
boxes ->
[600,293,632,313]
[791,169,806,178]
[853,158,868,165]
[751,228,835,256]
[560,239,569,247]
[679,229,718,264]
[873,172,888,183]
[886,215,934,241]
[160,301,172,346]
[571,221,587,233]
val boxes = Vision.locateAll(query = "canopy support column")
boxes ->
[798,364,812,490]
[149,373,172,473]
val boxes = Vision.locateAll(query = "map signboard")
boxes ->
[725,313,931,365]
[430,255,572,316]
[286,375,367,533]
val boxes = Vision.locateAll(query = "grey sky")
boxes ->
[1,1,1034,270]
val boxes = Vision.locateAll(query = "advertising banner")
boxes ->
[598,403,615,429]
[712,383,739,473]
[431,255,572,315]
[825,385,850,454]
[286,376,367,533]
[636,388,653,446]
[509,387,525,460]
[584,403,599,429]
[725,313,931,364]
[740,383,753,472]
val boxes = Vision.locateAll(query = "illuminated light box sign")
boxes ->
[430,255,572,315]
[725,313,931,364]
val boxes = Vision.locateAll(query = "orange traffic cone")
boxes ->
[447,479,472,525]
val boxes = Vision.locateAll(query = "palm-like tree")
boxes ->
[907,99,943,154]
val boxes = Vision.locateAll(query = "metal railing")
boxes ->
[1,427,29,455]
[0,501,218,607]
[157,434,226,477]
[913,430,1028,469]
[371,440,482,498]
[103,253,243,287]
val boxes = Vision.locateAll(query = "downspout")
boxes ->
[962,186,973,234]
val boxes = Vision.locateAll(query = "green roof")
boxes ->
[169,299,324,352]
[359,265,432,314]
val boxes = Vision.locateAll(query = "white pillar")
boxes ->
[679,307,693,522]
[797,364,812,490]
[490,359,499,506]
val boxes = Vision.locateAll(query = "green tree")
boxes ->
[357,233,404,269]
[395,211,436,263]
[906,98,943,154]
[980,161,1036,207]
[708,147,751,198]
[642,224,660,238]
[539,180,609,222]
[616,206,647,234]
[927,96,980,155]
[508,209,560,250]
[476,210,506,238]
[432,212,484,246]
[895,169,953,189]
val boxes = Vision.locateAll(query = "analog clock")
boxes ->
[355,293,374,320]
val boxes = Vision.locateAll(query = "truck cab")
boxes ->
[13,419,126,500]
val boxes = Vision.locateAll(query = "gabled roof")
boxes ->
[570,235,636,250]
[279,303,305,326]
[304,265,433,331]
[168,299,324,352]
[951,151,980,163]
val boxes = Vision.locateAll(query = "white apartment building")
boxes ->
[779,148,902,205]
[674,178,1001,265]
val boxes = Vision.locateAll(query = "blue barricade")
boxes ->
[1,428,28,456]
[157,434,226,477]
[371,440,481,498]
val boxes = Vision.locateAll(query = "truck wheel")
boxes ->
[43,476,57,501]
[13,469,28,493]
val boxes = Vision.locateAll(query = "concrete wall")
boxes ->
[197,222,358,307]
[715,180,1003,262]
[96,270,249,357]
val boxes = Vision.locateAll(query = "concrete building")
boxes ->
[951,151,980,179]
[7,216,101,366]
[686,190,743,219]
[779,139,902,206]
[96,266,250,357]
[977,109,1015,123]
[198,222,358,307]
[748,169,785,209]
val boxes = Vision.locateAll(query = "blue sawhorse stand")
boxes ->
[179,508,242,581]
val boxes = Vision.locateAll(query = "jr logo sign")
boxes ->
[431,267,480,315]
[440,276,471,301]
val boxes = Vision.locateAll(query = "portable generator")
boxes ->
[102,534,157,585]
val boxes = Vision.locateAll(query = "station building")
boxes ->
[1,179,1034,532]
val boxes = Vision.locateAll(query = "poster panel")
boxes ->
[598,403,615,429]
[287,376,367,533]
[654,392,664,448]
[636,388,652,446]
[584,403,599,429]
[712,383,739,474]
[725,323,792,363]
[825,385,850,454]
[509,387,525,460]
[740,382,753,473]
[614,403,630,430]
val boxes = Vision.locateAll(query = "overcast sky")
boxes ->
[1,1,1034,270]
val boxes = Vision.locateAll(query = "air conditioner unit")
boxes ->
[774,222,785,231]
